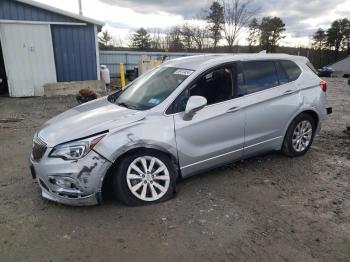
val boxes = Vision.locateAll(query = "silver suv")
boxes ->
[30,54,331,206]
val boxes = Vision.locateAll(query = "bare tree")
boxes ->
[192,25,210,51]
[167,26,184,51]
[181,23,196,51]
[149,28,163,50]
[159,33,169,50]
[247,17,260,51]
[111,34,124,47]
[221,0,256,51]
[191,13,211,51]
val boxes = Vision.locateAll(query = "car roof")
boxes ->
[163,53,308,71]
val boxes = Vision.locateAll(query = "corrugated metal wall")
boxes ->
[100,51,200,76]
[51,25,97,82]
[0,0,80,23]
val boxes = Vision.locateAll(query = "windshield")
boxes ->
[109,67,194,110]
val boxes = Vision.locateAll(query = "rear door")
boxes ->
[172,64,245,177]
[239,60,301,157]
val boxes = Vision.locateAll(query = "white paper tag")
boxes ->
[173,69,194,76]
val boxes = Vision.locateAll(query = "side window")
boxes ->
[173,66,234,113]
[173,88,190,113]
[238,61,279,96]
[306,61,318,75]
[280,60,301,81]
[275,61,289,85]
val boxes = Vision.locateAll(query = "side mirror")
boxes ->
[183,96,207,121]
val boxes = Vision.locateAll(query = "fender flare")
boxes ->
[110,142,179,164]
[282,106,320,143]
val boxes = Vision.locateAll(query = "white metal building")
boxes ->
[0,0,103,97]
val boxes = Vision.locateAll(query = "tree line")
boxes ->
[98,0,350,68]
[312,18,350,65]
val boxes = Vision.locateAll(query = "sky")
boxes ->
[34,0,350,47]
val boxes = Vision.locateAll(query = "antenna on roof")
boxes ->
[258,50,267,54]
[78,0,83,16]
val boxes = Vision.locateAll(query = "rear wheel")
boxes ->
[282,113,316,157]
[113,151,177,206]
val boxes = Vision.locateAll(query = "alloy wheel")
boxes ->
[292,120,313,152]
[126,156,170,201]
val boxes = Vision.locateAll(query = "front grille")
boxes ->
[32,136,47,161]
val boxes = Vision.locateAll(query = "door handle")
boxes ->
[284,90,296,95]
[226,106,241,113]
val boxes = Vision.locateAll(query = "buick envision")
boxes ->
[30,54,332,206]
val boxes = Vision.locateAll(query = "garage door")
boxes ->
[0,24,56,97]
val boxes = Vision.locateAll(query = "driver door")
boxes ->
[172,64,245,177]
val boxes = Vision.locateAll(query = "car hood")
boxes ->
[38,97,147,147]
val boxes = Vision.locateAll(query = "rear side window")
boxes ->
[306,61,318,75]
[238,61,279,96]
[275,62,289,85]
[279,60,301,81]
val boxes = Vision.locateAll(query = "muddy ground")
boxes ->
[0,78,349,262]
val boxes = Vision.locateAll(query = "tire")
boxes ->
[282,113,316,157]
[113,150,177,206]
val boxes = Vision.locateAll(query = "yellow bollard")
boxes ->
[119,63,126,89]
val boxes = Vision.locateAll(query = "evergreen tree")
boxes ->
[259,17,286,53]
[131,28,151,50]
[207,1,225,50]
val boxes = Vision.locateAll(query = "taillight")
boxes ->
[320,80,327,92]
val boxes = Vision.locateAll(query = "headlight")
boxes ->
[49,133,106,160]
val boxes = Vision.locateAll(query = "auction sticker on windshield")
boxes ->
[173,69,194,76]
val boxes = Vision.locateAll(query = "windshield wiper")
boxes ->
[117,102,138,110]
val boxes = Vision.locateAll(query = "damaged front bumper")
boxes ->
[40,186,102,206]
[30,150,112,206]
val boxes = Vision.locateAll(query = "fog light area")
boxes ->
[49,176,78,190]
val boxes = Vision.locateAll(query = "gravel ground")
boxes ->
[0,78,349,262]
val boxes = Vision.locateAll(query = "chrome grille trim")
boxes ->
[32,136,47,161]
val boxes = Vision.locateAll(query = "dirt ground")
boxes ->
[0,78,349,262]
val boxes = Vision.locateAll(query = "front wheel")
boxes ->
[113,151,177,206]
[282,113,316,157]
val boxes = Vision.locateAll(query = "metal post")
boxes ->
[120,63,126,89]
[78,0,83,15]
